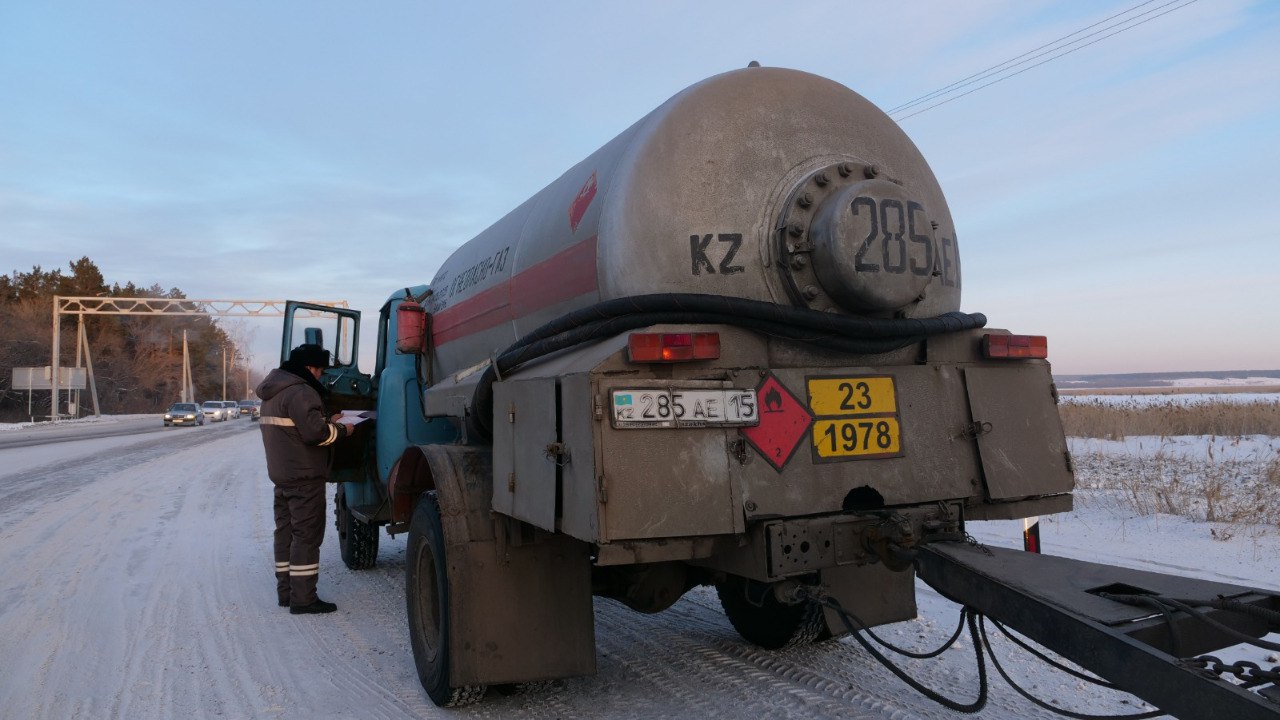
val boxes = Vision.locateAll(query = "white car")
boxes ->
[201,400,226,422]
[221,400,240,419]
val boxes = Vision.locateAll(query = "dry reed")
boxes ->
[1061,397,1280,528]
[1060,398,1280,440]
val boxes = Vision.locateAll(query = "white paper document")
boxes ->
[338,410,376,425]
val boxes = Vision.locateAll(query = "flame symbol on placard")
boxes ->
[764,387,783,412]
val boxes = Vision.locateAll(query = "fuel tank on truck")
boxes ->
[426,66,964,380]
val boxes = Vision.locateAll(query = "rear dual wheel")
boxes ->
[715,575,830,649]
[406,491,485,707]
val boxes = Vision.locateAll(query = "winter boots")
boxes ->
[290,598,338,615]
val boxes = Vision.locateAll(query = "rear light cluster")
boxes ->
[982,333,1048,360]
[627,332,721,363]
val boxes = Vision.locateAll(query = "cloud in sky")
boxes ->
[1,0,1277,374]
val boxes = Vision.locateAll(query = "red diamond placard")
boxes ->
[740,374,813,471]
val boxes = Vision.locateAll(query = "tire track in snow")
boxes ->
[0,426,1180,720]
[0,421,256,519]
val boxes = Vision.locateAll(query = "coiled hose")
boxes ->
[468,293,987,439]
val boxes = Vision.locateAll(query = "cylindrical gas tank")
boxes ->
[427,66,962,379]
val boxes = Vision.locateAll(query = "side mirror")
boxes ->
[304,327,324,347]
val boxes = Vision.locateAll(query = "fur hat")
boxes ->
[288,343,331,368]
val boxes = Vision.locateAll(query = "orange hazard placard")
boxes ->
[740,374,813,471]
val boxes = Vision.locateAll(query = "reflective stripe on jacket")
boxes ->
[255,367,343,484]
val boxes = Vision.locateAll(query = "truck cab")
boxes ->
[280,293,455,567]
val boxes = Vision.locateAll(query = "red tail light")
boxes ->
[982,333,1048,359]
[627,332,721,363]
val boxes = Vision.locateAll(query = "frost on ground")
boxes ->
[0,414,158,432]
[1069,435,1280,527]
[0,420,1276,719]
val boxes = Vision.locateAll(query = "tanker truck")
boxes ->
[278,66,1280,716]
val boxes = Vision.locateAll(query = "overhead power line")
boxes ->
[889,0,1201,122]
[886,0,1165,115]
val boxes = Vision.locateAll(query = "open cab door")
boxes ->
[280,301,375,484]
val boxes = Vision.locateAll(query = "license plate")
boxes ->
[611,389,759,428]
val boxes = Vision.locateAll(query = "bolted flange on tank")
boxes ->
[775,161,947,314]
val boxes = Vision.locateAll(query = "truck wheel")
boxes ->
[335,485,379,570]
[715,575,829,649]
[406,491,485,707]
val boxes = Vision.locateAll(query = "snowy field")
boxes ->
[1061,391,1280,406]
[0,417,1276,719]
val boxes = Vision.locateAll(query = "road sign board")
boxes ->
[11,366,87,391]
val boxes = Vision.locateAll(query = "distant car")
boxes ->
[201,400,226,422]
[221,400,240,419]
[164,402,204,427]
[237,399,261,420]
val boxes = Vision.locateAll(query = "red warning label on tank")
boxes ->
[740,374,813,471]
[568,170,597,232]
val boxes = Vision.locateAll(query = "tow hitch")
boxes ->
[903,540,1280,718]
[797,537,1279,718]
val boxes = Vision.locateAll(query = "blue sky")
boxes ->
[2,0,1277,374]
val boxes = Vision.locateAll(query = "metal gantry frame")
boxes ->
[50,296,349,419]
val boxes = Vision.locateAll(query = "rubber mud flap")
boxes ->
[406,491,484,707]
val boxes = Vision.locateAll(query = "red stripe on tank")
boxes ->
[432,235,598,345]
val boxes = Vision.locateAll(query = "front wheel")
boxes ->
[335,485,379,570]
[406,492,485,707]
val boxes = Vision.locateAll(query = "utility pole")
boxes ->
[78,320,100,417]
[181,331,191,403]
[222,346,227,401]
[51,296,60,419]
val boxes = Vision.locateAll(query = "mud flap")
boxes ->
[415,444,596,686]
[819,561,917,636]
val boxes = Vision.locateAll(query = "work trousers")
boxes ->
[273,481,327,607]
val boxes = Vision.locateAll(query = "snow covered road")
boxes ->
[0,423,1275,719]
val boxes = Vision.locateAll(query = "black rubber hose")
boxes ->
[467,295,988,439]
[826,600,989,714]
[988,617,1121,690]
[977,616,1163,720]
[1168,596,1280,627]
[501,293,985,351]
[471,313,917,438]
[1101,593,1280,652]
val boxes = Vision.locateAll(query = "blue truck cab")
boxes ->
[279,288,456,568]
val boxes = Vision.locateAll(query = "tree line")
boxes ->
[0,257,249,421]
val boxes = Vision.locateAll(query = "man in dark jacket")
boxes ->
[256,343,353,614]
